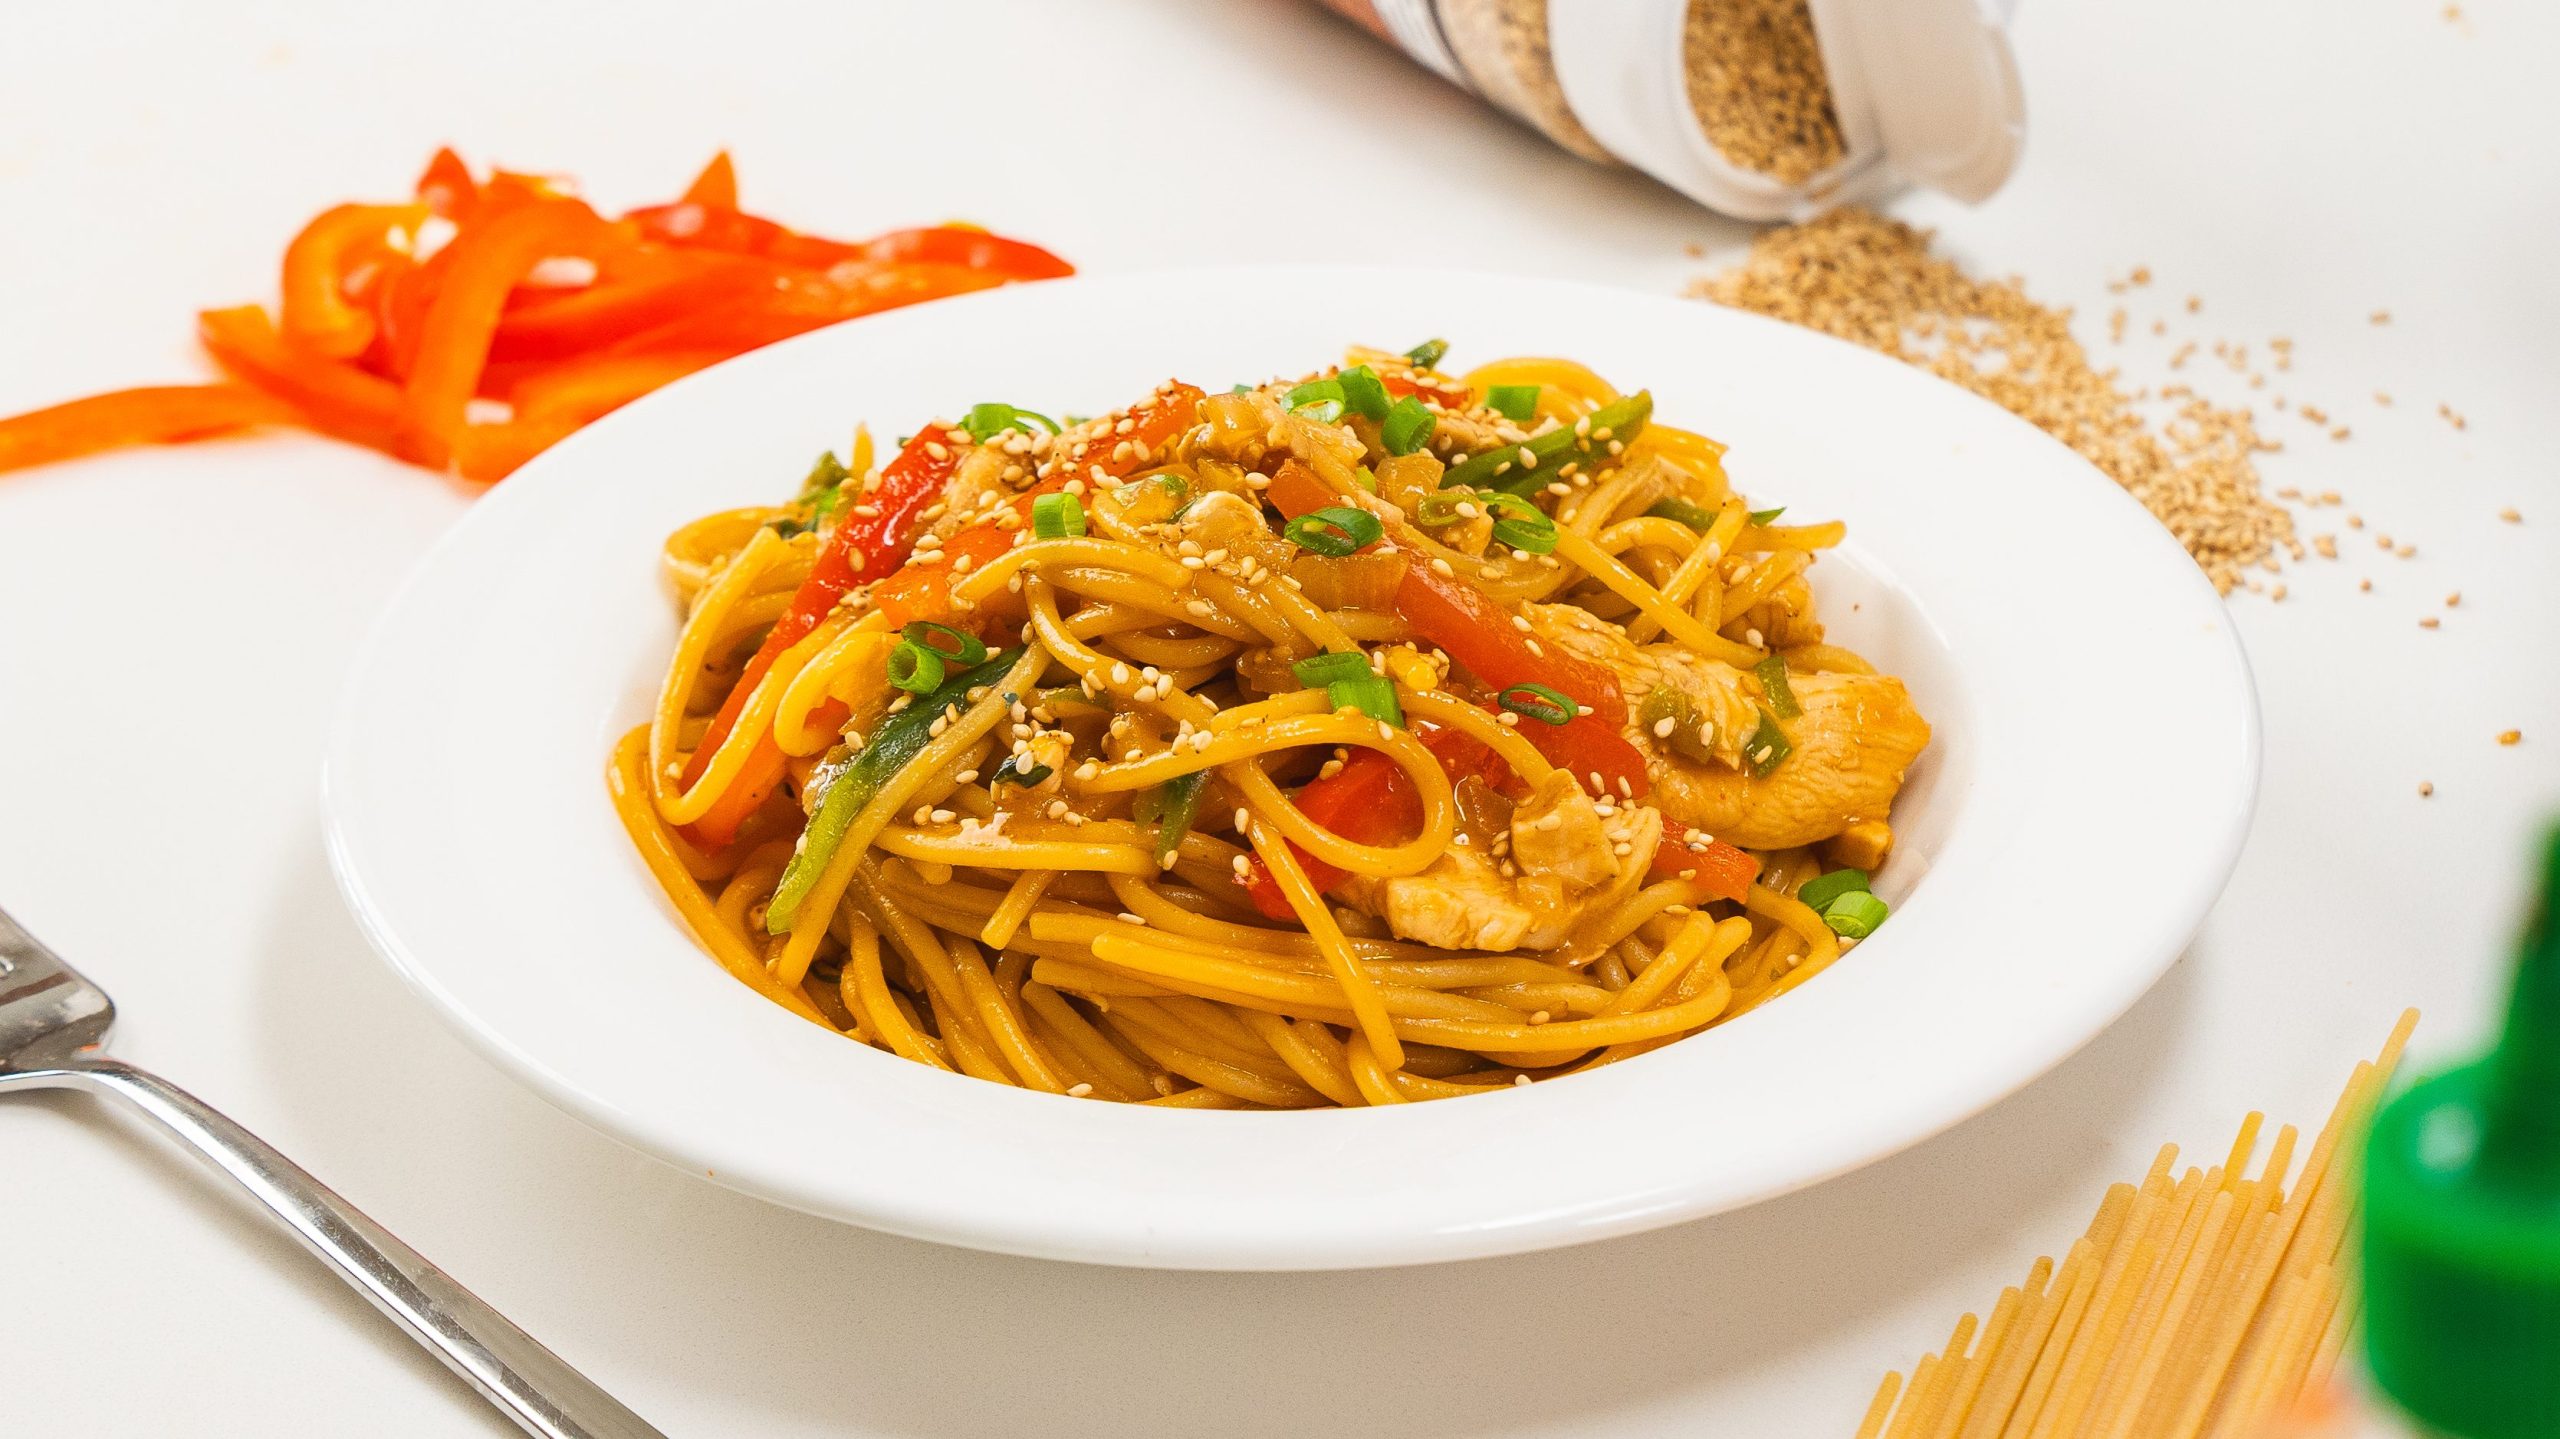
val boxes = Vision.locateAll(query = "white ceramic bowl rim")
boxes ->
[323,265,2258,1270]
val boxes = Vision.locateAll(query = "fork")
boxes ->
[0,903,664,1439]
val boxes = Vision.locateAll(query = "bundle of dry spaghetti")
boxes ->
[1853,1010,2417,1439]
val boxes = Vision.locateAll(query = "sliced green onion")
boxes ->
[1645,497,1718,532]
[1404,338,1449,369]
[1381,395,1437,457]
[1485,384,1540,422]
[1744,708,1793,777]
[902,620,987,667]
[1230,383,1255,395]
[1353,465,1378,494]
[1130,771,1210,864]
[1328,674,1403,727]
[1795,867,1870,912]
[1031,491,1087,540]
[886,639,946,694]
[1413,489,1474,526]
[1754,654,1800,719]
[1821,889,1890,939]
[1287,379,1347,424]
[767,647,1024,933]
[1287,378,1345,410]
[1283,506,1383,556]
[1337,366,1391,420]
[1499,682,1579,726]
[960,402,1061,441]
[1292,651,1374,687]
[990,754,1054,789]
[1482,492,1558,554]
[1748,505,1787,526]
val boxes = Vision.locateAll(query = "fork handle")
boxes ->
[2,1059,665,1439]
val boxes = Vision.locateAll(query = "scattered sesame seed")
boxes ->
[2419,781,2434,797]
[1694,211,2294,595]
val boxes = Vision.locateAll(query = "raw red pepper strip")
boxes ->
[680,425,970,846]
[280,203,428,360]
[1239,725,1502,921]
[414,146,477,219]
[398,197,604,467]
[0,385,296,474]
[488,251,784,363]
[680,151,738,209]
[505,349,733,427]
[600,263,1008,358]
[857,227,1074,281]
[197,305,404,451]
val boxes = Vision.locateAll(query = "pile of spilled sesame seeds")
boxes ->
[1682,0,1844,184]
[1693,208,2294,594]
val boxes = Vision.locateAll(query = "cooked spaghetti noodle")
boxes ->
[612,344,1932,1106]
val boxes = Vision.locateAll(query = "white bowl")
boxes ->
[323,266,2257,1270]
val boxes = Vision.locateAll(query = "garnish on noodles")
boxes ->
[610,345,1931,1107]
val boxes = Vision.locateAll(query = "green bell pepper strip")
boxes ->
[1643,496,1718,532]
[1440,390,1653,496]
[1743,707,1793,778]
[766,647,1025,933]
[1753,654,1801,720]
[1130,770,1210,866]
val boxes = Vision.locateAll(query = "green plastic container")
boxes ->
[2364,829,2560,1437]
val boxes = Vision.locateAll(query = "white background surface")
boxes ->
[1,1,2552,1434]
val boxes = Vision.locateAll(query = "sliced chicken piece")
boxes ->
[1519,602,1929,850]
[1645,670,1930,848]
[1338,773,1663,952]
[1523,603,1759,768]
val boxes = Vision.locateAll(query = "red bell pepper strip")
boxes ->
[280,202,428,360]
[1238,724,1502,921]
[397,197,604,468]
[856,227,1073,281]
[601,263,1008,358]
[449,413,586,484]
[1392,562,1649,798]
[1259,454,1646,798]
[679,425,972,846]
[504,349,733,427]
[414,146,477,219]
[680,151,738,209]
[197,305,404,452]
[863,382,1208,631]
[1648,838,1759,904]
[488,250,783,363]
[0,385,295,474]
[1381,370,1473,409]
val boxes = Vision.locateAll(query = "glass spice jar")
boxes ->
[1315,0,2026,221]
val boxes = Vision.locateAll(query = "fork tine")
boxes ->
[0,902,116,1067]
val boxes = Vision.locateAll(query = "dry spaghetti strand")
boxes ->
[1857,1011,2419,1437]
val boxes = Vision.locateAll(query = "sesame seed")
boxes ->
[1067,1083,1094,1098]
[2419,781,2435,797]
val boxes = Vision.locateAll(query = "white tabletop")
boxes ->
[2,2,2552,1434]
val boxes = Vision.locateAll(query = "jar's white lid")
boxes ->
[1549,0,2025,221]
